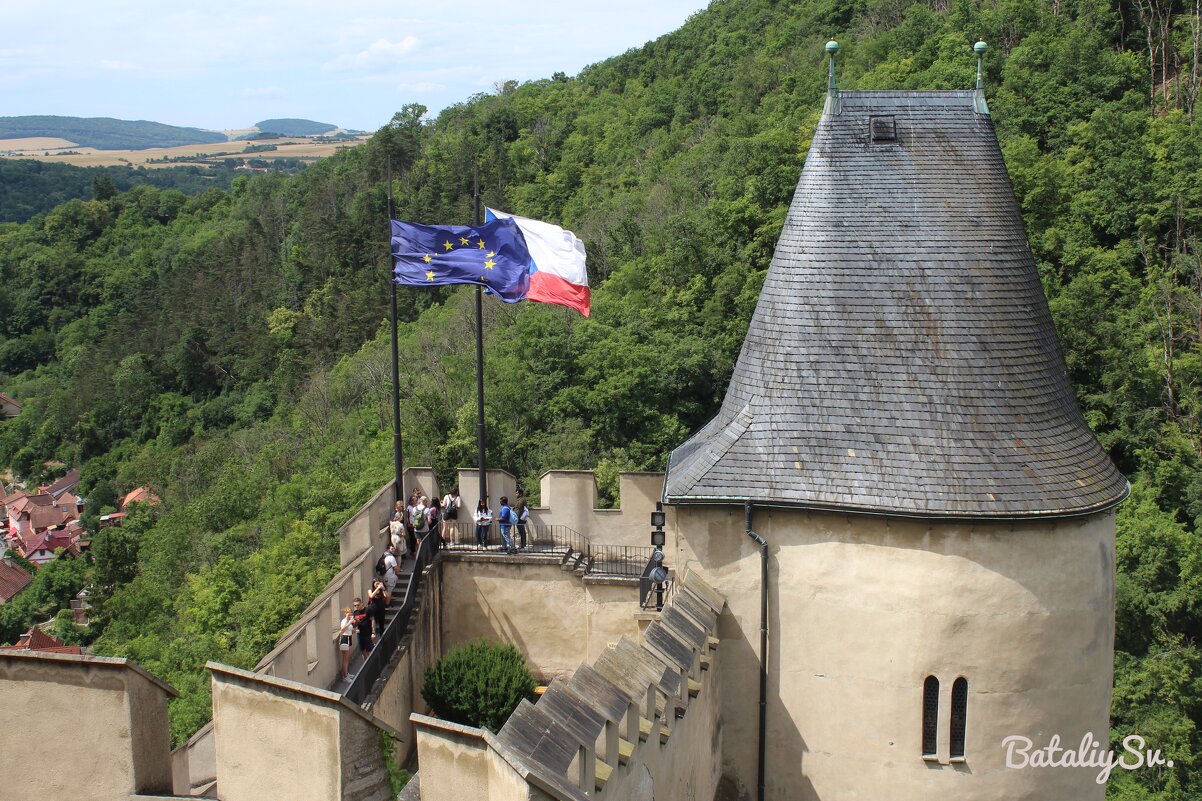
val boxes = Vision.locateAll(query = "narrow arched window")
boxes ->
[950,677,968,759]
[922,676,939,756]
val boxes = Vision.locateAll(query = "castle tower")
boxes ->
[662,60,1128,800]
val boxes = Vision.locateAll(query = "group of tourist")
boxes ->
[335,484,534,681]
[338,543,403,681]
[387,484,532,554]
[472,491,530,554]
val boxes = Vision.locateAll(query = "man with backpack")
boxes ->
[498,495,516,554]
[410,495,429,547]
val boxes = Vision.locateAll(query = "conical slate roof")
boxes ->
[664,89,1128,518]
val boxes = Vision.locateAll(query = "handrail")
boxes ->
[345,531,437,705]
[342,519,653,705]
[446,521,653,578]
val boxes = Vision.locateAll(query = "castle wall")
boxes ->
[671,505,1115,801]
[0,652,175,801]
[437,556,641,681]
[209,663,396,801]
[534,472,664,549]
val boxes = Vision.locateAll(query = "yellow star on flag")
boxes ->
[443,240,453,251]
[486,251,495,257]
[459,236,469,246]
[423,254,432,263]
[425,270,436,281]
[484,259,496,270]
[477,239,485,249]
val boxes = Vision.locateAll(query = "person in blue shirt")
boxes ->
[498,496,515,554]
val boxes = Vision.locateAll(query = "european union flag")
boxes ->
[391,218,532,302]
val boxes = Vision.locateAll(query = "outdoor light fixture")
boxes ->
[649,549,668,584]
[651,501,666,546]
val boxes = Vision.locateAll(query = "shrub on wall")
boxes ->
[421,640,537,731]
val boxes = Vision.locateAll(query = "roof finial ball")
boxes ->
[826,40,839,95]
[974,40,988,90]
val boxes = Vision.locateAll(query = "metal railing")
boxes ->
[592,544,659,579]
[344,521,653,704]
[345,530,437,705]
[443,521,653,579]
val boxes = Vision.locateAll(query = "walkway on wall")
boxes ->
[340,520,656,706]
[330,549,419,696]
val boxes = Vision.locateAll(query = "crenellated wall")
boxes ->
[175,468,440,794]
[207,663,399,801]
[410,569,725,801]
[22,467,671,800]
[0,652,177,801]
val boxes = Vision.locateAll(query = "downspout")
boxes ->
[745,501,768,801]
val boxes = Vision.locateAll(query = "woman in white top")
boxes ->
[473,499,492,548]
[337,607,354,680]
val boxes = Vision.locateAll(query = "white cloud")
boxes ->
[325,36,420,71]
[100,59,137,71]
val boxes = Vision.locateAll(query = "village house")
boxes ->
[0,392,20,419]
[0,558,32,605]
[0,471,88,565]
[0,626,82,655]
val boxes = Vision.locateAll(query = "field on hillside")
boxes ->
[0,135,368,168]
[0,137,79,152]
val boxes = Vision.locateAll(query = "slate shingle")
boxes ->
[663,90,1128,518]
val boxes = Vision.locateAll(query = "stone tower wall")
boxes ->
[671,505,1115,801]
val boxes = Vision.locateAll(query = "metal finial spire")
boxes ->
[974,40,988,90]
[973,40,990,115]
[826,40,840,95]
[824,40,841,114]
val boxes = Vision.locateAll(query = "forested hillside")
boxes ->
[0,0,1199,796]
[255,118,338,136]
[0,115,227,149]
[0,159,239,222]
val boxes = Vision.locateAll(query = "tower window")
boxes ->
[950,677,968,759]
[922,675,939,756]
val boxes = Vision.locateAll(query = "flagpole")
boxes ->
[387,160,404,505]
[473,164,487,505]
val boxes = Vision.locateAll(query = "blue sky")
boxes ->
[1,1,709,133]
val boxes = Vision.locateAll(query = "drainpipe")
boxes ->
[745,501,768,801]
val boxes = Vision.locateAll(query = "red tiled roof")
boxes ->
[121,486,160,511]
[9,493,54,514]
[25,505,70,531]
[0,627,81,654]
[20,529,80,556]
[45,469,80,498]
[0,559,32,602]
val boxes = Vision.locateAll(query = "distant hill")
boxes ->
[255,118,337,136]
[0,116,228,150]
[0,159,239,223]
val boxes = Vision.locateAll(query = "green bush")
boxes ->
[421,640,536,731]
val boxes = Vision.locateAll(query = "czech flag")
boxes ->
[486,208,590,317]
